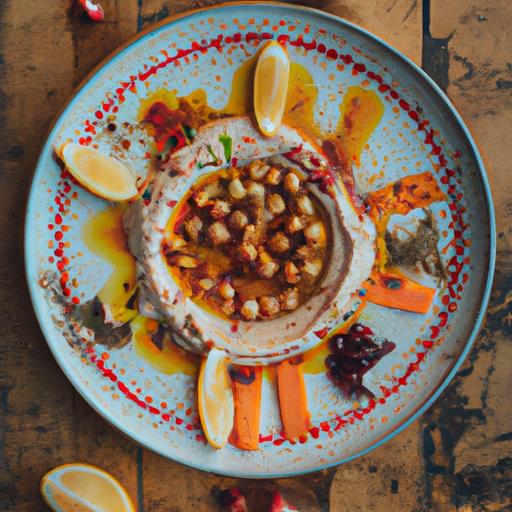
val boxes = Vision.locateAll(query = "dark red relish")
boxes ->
[325,323,396,399]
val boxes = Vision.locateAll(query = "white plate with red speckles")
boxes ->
[25,3,494,477]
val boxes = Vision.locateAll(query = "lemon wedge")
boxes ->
[254,41,290,136]
[41,463,135,512]
[61,143,139,201]
[198,347,234,449]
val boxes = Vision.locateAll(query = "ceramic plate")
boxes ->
[25,2,495,477]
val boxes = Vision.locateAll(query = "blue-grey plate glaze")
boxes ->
[25,3,495,477]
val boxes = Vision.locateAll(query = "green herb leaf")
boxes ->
[206,144,220,165]
[219,133,233,163]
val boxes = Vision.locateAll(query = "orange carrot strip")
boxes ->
[366,171,445,220]
[365,171,445,270]
[364,272,436,314]
[276,359,311,440]
[229,366,262,451]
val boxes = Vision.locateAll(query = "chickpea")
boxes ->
[171,254,198,268]
[265,167,282,185]
[259,296,280,317]
[267,232,290,254]
[246,181,265,200]
[184,215,203,241]
[287,215,304,234]
[284,172,300,193]
[239,241,258,262]
[284,262,301,284]
[210,199,231,220]
[267,193,286,215]
[304,222,326,245]
[297,194,314,215]
[280,287,299,311]
[256,260,280,279]
[240,300,259,320]
[208,221,231,245]
[218,280,235,300]
[221,300,236,317]
[248,160,270,181]
[199,278,216,290]
[228,178,246,199]
[303,259,323,277]
[228,210,249,231]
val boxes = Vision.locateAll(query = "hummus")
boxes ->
[125,116,375,364]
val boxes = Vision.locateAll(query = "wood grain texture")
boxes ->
[0,1,509,510]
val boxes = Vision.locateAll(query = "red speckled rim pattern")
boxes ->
[25,2,495,477]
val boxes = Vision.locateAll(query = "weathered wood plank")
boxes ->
[0,1,140,510]
[420,1,512,510]
[1,0,509,510]
[322,0,423,65]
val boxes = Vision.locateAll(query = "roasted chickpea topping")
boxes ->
[297,194,315,215]
[165,160,331,321]
[221,300,236,317]
[208,221,231,245]
[218,280,235,300]
[287,215,304,234]
[228,210,249,231]
[280,287,299,311]
[184,215,203,241]
[265,167,282,185]
[256,260,280,279]
[284,172,300,193]
[210,199,231,219]
[284,262,301,284]
[304,222,326,245]
[194,190,210,207]
[267,232,290,254]
[228,178,245,199]
[239,241,258,262]
[246,181,266,200]
[303,259,323,277]
[249,160,270,181]
[241,300,259,320]
[267,193,286,216]
[259,296,280,316]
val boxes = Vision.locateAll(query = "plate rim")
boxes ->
[24,1,496,478]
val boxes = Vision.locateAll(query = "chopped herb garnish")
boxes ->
[219,133,233,162]
[184,125,197,139]
[206,144,220,165]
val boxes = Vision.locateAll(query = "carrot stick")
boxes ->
[276,359,311,440]
[364,271,436,314]
[229,366,262,451]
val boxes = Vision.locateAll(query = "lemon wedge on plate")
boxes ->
[198,347,235,449]
[61,143,139,201]
[41,463,135,512]
[254,41,290,136]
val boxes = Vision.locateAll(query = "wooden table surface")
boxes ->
[1,1,510,510]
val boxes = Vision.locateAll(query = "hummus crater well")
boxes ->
[124,117,375,364]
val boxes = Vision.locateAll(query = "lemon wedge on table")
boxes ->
[254,41,290,136]
[41,463,135,512]
[61,143,139,202]
[198,348,235,449]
